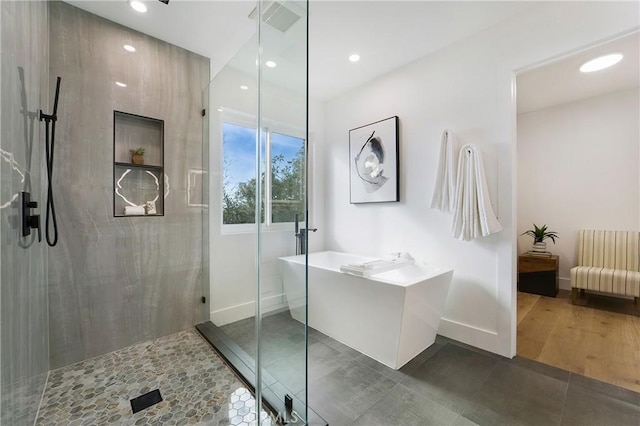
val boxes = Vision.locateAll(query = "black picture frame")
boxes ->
[349,116,399,204]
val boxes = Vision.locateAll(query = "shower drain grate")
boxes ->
[130,389,163,414]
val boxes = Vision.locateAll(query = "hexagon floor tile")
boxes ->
[35,330,273,425]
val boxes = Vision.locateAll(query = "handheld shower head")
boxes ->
[52,77,61,116]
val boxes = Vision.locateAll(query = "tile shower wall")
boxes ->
[48,2,210,369]
[0,1,50,425]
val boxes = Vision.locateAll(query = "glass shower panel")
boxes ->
[200,0,309,421]
[204,26,260,366]
[202,24,275,421]
[1,2,50,425]
[258,0,309,422]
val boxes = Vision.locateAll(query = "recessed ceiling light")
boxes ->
[115,81,127,87]
[240,85,249,90]
[349,54,360,63]
[265,60,277,68]
[579,53,623,73]
[217,108,224,112]
[129,0,147,13]
[123,44,136,52]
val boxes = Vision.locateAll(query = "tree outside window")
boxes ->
[222,122,305,226]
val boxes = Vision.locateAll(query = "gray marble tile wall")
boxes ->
[0,1,50,425]
[47,2,210,369]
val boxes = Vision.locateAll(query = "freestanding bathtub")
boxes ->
[279,251,454,370]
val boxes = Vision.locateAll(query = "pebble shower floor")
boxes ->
[35,330,271,425]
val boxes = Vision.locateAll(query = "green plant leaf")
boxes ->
[521,223,559,244]
[129,147,145,156]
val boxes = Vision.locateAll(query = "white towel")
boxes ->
[340,257,414,277]
[124,205,145,216]
[451,144,502,241]
[431,130,458,212]
[340,266,371,277]
[347,259,392,270]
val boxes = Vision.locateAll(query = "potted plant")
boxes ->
[130,147,145,165]
[521,223,558,252]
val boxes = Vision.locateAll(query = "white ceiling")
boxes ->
[62,1,638,108]
[517,32,640,114]
[64,0,257,73]
[308,1,534,100]
[64,1,536,101]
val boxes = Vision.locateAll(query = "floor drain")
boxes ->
[130,389,163,414]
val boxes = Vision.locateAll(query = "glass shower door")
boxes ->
[258,0,309,423]
[199,0,310,422]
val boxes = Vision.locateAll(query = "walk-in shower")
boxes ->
[0,0,308,426]
[2,0,313,424]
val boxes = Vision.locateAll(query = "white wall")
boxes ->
[208,64,325,325]
[517,88,640,288]
[321,2,639,357]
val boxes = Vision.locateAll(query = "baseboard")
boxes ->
[559,277,571,291]
[210,294,288,326]
[438,318,504,356]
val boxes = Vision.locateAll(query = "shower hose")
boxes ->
[41,76,61,247]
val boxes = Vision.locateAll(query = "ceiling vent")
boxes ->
[248,1,301,33]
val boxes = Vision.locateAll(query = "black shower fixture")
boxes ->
[158,0,169,4]
[40,76,61,247]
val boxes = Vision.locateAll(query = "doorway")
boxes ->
[515,31,640,393]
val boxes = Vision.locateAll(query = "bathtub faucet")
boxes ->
[296,228,317,255]
[294,214,317,255]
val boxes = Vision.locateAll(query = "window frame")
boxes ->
[220,109,307,234]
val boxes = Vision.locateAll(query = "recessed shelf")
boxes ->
[113,111,164,217]
[115,162,163,171]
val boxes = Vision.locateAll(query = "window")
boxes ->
[222,117,305,228]
[270,131,305,223]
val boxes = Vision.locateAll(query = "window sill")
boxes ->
[220,223,303,235]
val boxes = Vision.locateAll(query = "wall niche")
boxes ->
[113,111,165,217]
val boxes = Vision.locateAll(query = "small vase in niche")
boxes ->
[144,200,157,215]
[130,147,145,165]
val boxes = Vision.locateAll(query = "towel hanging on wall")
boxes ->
[431,130,458,212]
[451,144,502,241]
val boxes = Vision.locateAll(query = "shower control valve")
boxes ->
[21,191,42,242]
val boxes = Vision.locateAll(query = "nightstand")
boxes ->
[518,254,559,297]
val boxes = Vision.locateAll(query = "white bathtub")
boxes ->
[279,251,453,370]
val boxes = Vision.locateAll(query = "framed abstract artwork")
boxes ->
[349,116,399,203]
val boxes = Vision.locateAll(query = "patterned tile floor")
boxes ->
[36,330,272,425]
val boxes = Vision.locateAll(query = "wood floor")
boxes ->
[517,290,640,393]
